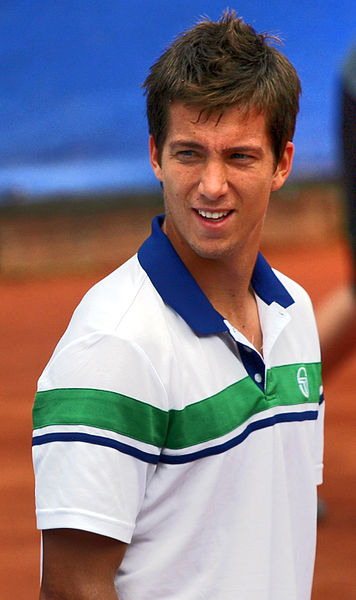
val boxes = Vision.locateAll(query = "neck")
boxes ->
[191,253,263,355]
[174,239,259,325]
[190,252,256,315]
[162,220,264,353]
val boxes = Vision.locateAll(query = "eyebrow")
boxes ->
[168,140,205,151]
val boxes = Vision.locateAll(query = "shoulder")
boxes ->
[73,254,147,331]
[273,268,320,348]
[264,268,321,365]
[37,257,169,411]
[273,268,314,309]
[54,254,165,351]
[37,254,173,406]
[273,267,319,336]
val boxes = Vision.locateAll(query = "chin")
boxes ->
[190,242,235,261]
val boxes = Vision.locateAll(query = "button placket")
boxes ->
[224,319,266,391]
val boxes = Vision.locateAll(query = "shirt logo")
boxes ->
[297,366,309,398]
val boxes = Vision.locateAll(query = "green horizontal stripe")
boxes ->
[165,362,321,449]
[33,388,169,447]
[33,362,321,450]
[265,362,322,406]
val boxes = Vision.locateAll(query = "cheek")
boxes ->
[163,179,182,214]
[240,180,272,219]
[248,174,275,198]
[164,172,190,203]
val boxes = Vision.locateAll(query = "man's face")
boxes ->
[149,101,293,267]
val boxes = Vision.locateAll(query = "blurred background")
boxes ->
[1,2,355,598]
[0,0,356,201]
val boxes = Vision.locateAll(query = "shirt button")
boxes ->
[254,373,262,383]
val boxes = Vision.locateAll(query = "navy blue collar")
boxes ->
[138,215,294,335]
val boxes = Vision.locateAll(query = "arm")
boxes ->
[39,529,127,600]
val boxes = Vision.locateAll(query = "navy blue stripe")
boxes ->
[32,409,319,466]
[32,432,159,465]
[160,410,319,465]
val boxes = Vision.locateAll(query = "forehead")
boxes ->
[165,101,270,147]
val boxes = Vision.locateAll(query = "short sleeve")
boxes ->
[32,332,169,542]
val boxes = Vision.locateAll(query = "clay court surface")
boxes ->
[1,204,355,599]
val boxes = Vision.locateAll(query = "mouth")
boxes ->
[195,209,232,222]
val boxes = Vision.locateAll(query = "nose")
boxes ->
[197,159,228,201]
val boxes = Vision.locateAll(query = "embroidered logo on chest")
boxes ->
[297,366,309,398]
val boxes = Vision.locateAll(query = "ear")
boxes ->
[271,141,294,192]
[149,136,163,182]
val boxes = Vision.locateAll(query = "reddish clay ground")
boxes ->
[1,238,355,599]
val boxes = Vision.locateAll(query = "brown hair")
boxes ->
[143,9,301,164]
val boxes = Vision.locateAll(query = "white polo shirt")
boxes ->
[33,215,324,600]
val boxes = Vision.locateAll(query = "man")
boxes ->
[33,10,324,600]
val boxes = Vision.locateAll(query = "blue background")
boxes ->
[1,1,355,200]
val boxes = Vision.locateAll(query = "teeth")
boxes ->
[198,210,230,220]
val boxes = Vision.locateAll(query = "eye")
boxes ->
[175,149,199,163]
[178,150,196,158]
[230,152,249,160]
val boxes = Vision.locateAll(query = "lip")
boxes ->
[192,207,234,226]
